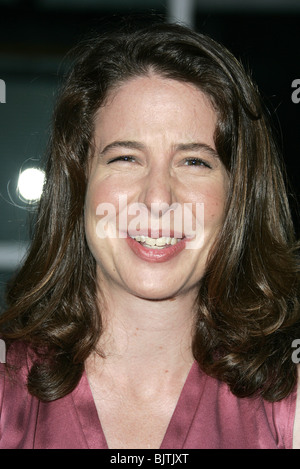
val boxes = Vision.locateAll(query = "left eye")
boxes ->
[184,158,211,168]
[107,156,136,164]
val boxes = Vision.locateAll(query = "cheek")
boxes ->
[84,179,110,244]
[86,177,121,214]
[197,182,228,227]
[85,177,131,243]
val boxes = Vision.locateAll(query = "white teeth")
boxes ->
[155,237,170,247]
[131,235,180,247]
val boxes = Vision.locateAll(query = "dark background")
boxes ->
[0,0,299,306]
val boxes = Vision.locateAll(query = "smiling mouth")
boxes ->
[130,235,182,249]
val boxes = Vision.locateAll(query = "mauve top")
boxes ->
[0,342,297,449]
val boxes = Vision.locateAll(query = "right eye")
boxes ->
[107,156,136,164]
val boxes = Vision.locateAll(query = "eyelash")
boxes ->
[107,156,136,164]
[183,158,212,169]
[107,156,212,169]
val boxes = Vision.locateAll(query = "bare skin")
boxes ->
[84,74,234,448]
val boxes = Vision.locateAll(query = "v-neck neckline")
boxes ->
[72,361,205,449]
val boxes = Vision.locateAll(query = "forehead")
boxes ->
[94,74,217,146]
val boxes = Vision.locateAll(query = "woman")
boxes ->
[0,21,299,449]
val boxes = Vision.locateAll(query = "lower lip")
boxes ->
[126,236,186,263]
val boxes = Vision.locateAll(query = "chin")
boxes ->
[127,280,191,302]
[134,291,179,302]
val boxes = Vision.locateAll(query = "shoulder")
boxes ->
[203,368,298,448]
[291,365,300,448]
[0,341,41,449]
[1,340,30,374]
[266,388,298,449]
[0,340,32,414]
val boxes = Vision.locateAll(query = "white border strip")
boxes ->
[0,241,29,271]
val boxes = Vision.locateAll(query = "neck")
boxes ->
[89,281,197,382]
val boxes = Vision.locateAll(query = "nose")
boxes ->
[139,165,175,216]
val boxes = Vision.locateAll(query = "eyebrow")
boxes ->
[99,140,219,158]
[175,142,219,159]
[99,140,146,156]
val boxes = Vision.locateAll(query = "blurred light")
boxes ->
[167,0,195,28]
[0,241,29,270]
[17,168,45,201]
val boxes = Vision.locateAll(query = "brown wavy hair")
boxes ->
[1,21,299,402]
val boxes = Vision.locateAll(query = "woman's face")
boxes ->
[85,74,229,300]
